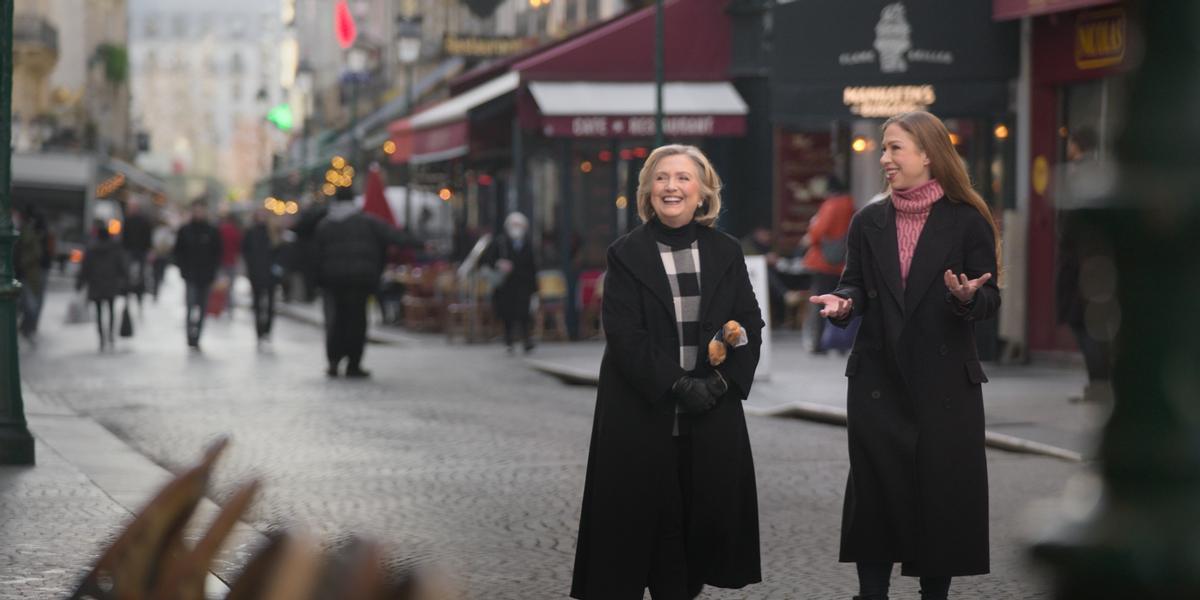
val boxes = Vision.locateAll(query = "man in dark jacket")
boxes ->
[315,186,412,377]
[242,209,280,344]
[173,200,223,349]
[122,198,154,313]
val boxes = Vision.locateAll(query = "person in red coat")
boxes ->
[217,211,243,318]
[804,178,856,353]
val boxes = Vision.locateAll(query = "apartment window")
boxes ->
[173,14,188,38]
[586,0,598,22]
[143,14,159,38]
[231,52,245,75]
[232,82,242,101]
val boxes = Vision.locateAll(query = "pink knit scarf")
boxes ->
[891,179,944,287]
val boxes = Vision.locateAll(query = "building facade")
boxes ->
[128,0,285,201]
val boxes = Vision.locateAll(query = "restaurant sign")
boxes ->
[540,115,747,138]
[1075,7,1125,70]
[444,35,536,58]
[843,85,936,117]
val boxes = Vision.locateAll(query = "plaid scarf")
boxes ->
[658,241,702,371]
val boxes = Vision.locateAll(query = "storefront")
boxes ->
[386,0,748,337]
[770,1,1019,252]
[994,0,1131,353]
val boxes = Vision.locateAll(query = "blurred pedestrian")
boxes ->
[810,111,1001,600]
[217,209,243,318]
[315,186,413,378]
[13,207,46,341]
[481,212,538,354]
[76,222,129,351]
[803,176,856,353]
[122,198,154,314]
[1055,128,1113,404]
[173,200,222,349]
[150,218,175,301]
[242,209,281,345]
[572,145,764,600]
[291,193,329,303]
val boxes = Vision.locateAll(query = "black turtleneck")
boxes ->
[649,217,698,249]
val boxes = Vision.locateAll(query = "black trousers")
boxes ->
[93,298,115,346]
[856,562,951,600]
[250,282,275,339]
[647,435,703,600]
[185,282,212,346]
[324,288,370,369]
[502,315,532,349]
[1069,321,1111,383]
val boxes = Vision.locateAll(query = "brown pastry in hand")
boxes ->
[708,339,727,366]
[723,320,744,346]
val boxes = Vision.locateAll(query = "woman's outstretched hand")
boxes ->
[944,270,992,304]
[809,294,853,319]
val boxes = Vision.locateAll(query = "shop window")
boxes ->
[1057,76,1127,209]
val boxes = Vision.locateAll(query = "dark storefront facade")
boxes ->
[385,0,749,337]
[765,1,1020,252]
[995,0,1132,354]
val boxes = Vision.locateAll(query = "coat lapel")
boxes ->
[862,201,905,313]
[614,223,677,321]
[901,198,957,316]
[696,227,735,322]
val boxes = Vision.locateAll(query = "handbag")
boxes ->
[820,315,859,352]
[119,304,134,337]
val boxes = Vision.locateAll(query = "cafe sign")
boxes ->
[1075,7,1125,70]
[540,115,747,138]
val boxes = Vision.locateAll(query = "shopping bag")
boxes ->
[206,282,228,316]
[66,291,89,324]
[820,315,860,352]
[119,304,134,338]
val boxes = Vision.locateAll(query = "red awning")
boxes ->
[387,118,413,165]
[513,0,730,81]
[993,0,1118,20]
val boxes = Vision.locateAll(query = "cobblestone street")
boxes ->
[6,277,1085,598]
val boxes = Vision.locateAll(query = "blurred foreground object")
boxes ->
[70,438,457,600]
[1030,2,1200,598]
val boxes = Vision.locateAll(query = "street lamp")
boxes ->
[0,0,35,465]
[345,46,368,174]
[396,16,422,232]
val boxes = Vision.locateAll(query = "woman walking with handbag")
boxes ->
[571,145,764,600]
[77,222,130,351]
[810,111,1001,600]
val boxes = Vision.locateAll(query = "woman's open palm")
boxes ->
[944,270,992,303]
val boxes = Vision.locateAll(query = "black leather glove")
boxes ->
[672,371,730,414]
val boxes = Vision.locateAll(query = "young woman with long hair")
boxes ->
[810,111,1002,599]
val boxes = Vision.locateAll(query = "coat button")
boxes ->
[939,344,948,356]
[867,290,878,299]
[870,390,881,399]
[944,397,952,409]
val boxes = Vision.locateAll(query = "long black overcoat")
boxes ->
[480,233,538,322]
[571,223,764,599]
[831,197,1000,577]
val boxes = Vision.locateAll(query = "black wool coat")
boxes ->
[480,233,538,322]
[76,239,129,301]
[831,197,1000,577]
[571,223,764,600]
[173,220,222,286]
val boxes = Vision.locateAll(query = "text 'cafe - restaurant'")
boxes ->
[387,0,750,296]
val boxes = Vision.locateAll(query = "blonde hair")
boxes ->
[882,111,1003,277]
[635,144,722,228]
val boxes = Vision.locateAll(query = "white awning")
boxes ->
[528,81,748,117]
[409,71,520,130]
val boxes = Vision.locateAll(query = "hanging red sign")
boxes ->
[334,1,357,49]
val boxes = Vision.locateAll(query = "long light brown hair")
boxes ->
[882,111,1003,276]
[635,145,722,228]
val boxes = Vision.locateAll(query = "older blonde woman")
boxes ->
[571,145,764,600]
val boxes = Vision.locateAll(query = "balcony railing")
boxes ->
[13,14,59,57]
